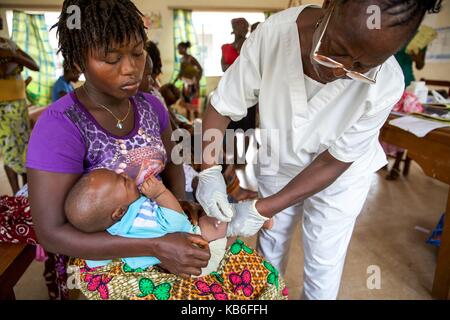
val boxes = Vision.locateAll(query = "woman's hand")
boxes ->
[155,232,211,278]
[196,165,234,222]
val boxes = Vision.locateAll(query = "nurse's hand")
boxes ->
[227,200,269,237]
[196,165,234,222]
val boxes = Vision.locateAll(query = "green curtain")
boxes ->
[12,11,56,106]
[171,9,206,98]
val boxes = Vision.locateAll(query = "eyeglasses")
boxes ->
[312,3,382,84]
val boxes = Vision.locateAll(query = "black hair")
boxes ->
[251,22,261,33]
[178,41,191,49]
[53,0,147,72]
[340,0,442,27]
[145,41,162,77]
[62,59,72,74]
[160,83,181,106]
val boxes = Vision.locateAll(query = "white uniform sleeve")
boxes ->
[210,27,262,122]
[328,96,400,163]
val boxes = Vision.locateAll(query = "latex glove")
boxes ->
[196,165,234,222]
[227,200,269,237]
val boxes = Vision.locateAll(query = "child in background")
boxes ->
[160,83,197,124]
[52,61,80,102]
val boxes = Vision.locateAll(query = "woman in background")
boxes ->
[221,18,249,72]
[221,18,257,165]
[0,36,39,194]
[176,42,203,119]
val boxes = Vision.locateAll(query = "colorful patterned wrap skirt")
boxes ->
[0,99,30,174]
[70,239,288,300]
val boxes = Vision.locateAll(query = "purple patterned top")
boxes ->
[26,91,169,186]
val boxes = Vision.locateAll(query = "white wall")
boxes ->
[0,0,294,83]
[4,0,445,84]
[415,2,450,82]
[0,9,8,38]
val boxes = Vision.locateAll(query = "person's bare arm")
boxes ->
[255,151,352,218]
[155,189,184,213]
[411,48,427,70]
[14,48,39,71]
[221,55,230,72]
[201,103,231,170]
[141,176,183,213]
[190,56,203,79]
[24,76,32,87]
[159,122,186,200]
[28,169,209,277]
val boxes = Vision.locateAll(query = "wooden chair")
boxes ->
[0,243,35,300]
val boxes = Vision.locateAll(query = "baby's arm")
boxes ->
[141,176,183,213]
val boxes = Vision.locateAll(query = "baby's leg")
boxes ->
[198,215,227,242]
[198,215,272,244]
[197,215,238,249]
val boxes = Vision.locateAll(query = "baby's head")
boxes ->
[65,169,140,233]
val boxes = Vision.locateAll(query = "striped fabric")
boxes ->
[12,11,56,106]
[133,199,159,229]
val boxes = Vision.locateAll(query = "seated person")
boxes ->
[52,62,80,102]
[65,169,227,276]
[160,83,198,123]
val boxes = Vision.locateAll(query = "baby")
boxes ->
[64,169,228,276]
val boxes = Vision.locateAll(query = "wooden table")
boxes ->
[380,115,450,299]
[0,243,36,300]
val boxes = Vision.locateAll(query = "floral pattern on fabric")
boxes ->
[0,195,69,299]
[71,239,288,300]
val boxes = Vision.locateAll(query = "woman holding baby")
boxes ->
[27,0,286,300]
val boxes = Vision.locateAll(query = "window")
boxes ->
[6,10,80,80]
[192,11,265,77]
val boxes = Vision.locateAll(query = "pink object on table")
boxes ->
[393,91,424,114]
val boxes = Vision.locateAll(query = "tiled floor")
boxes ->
[4,157,448,299]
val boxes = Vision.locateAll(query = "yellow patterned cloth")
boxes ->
[70,239,288,300]
[0,99,30,174]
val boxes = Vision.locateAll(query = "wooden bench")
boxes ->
[0,243,36,300]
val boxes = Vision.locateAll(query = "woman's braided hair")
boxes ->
[145,41,162,78]
[52,0,147,72]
